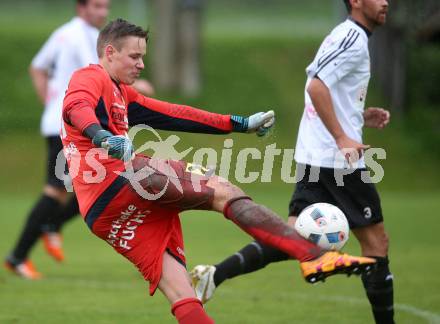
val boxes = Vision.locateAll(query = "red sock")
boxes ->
[224,197,322,261]
[171,298,214,324]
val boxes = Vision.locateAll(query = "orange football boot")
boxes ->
[300,251,376,283]
[4,260,42,280]
[42,232,65,262]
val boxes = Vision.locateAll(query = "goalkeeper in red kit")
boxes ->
[62,18,376,324]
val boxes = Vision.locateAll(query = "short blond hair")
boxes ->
[97,18,148,57]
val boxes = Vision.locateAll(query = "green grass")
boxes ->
[0,190,439,323]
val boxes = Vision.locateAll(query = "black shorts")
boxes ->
[288,164,383,229]
[46,136,66,188]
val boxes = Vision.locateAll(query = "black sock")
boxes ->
[8,194,61,264]
[213,241,289,286]
[42,196,79,232]
[362,256,395,324]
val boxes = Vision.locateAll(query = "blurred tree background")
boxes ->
[0,0,439,194]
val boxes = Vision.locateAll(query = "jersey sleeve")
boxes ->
[307,29,364,88]
[125,86,233,134]
[63,68,104,133]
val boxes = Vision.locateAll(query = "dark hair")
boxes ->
[97,18,149,57]
[77,0,88,5]
[343,0,352,12]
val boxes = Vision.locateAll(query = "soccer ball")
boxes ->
[294,203,349,251]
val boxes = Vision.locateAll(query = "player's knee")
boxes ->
[207,176,246,212]
[380,231,390,252]
[360,229,389,256]
[372,229,389,255]
[209,176,246,198]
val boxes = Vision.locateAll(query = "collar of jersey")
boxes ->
[348,17,372,38]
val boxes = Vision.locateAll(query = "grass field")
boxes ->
[1,190,439,324]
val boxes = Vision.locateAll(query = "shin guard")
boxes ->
[362,257,395,324]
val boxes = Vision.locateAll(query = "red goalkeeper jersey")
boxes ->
[62,64,232,217]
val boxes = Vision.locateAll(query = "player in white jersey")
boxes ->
[191,1,394,323]
[4,0,154,279]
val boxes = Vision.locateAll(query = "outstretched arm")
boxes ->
[126,88,274,136]
[127,95,232,134]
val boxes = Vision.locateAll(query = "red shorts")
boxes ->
[88,156,214,295]
[91,184,185,295]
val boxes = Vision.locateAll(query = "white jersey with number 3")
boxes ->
[31,17,99,136]
[294,19,371,169]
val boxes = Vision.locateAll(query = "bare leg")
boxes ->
[352,222,389,257]
[206,176,321,262]
[158,252,214,323]
[131,156,321,262]
[158,252,196,304]
[210,216,297,288]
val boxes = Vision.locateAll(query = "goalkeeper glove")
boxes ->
[92,130,134,161]
[231,110,275,136]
